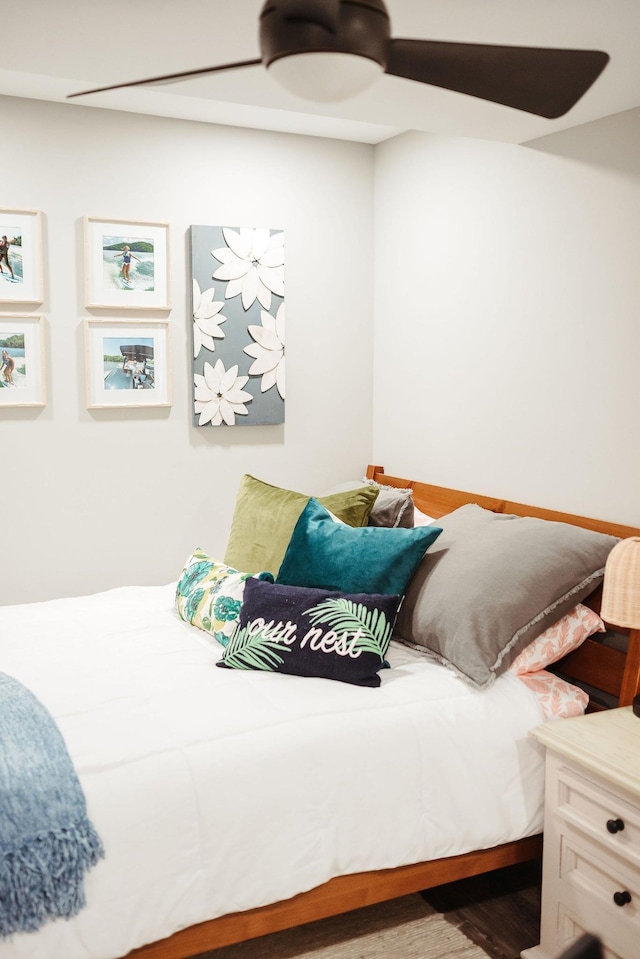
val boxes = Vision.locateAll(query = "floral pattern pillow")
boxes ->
[508,603,605,675]
[176,549,273,647]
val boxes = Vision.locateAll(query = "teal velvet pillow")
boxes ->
[276,498,443,595]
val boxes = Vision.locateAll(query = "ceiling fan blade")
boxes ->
[386,39,609,118]
[276,0,340,32]
[67,59,262,99]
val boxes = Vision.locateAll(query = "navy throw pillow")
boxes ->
[217,577,399,687]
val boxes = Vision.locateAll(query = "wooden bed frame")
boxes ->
[128,466,640,959]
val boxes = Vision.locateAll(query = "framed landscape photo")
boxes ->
[0,314,46,407]
[0,208,43,304]
[84,319,171,409]
[84,217,170,310]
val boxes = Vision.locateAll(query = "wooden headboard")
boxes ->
[366,465,640,711]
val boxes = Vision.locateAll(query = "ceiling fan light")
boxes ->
[268,52,383,102]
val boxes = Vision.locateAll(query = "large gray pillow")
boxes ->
[394,504,619,687]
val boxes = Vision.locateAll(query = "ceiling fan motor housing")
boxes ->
[259,0,391,70]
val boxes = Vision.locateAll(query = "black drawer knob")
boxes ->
[613,890,631,907]
[606,818,625,834]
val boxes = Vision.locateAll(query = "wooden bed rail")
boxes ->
[620,628,640,706]
[366,465,639,539]
[127,836,542,959]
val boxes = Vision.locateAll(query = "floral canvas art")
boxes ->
[190,225,285,427]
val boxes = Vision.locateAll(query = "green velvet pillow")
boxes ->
[224,475,379,577]
[276,498,443,595]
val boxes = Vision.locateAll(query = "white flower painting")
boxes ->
[194,359,253,426]
[190,224,285,427]
[211,227,285,312]
[192,279,227,359]
[244,304,285,399]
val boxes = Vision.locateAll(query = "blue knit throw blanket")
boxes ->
[0,673,104,938]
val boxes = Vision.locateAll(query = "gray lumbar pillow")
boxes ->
[394,503,619,687]
[321,480,414,529]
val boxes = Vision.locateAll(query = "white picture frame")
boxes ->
[84,217,170,310]
[0,208,43,305]
[0,314,46,407]
[85,319,172,409]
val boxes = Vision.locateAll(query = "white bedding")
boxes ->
[0,584,549,959]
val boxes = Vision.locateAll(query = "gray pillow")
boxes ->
[321,480,414,529]
[367,485,414,529]
[394,504,619,687]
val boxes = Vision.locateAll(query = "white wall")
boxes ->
[373,113,640,526]
[1,96,375,605]
[6,95,640,605]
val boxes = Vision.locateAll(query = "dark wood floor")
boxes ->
[421,860,543,959]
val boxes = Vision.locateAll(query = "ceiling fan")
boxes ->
[68,0,609,119]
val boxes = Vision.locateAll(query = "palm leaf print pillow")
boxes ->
[217,577,399,687]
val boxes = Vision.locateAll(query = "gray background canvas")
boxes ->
[190,224,285,427]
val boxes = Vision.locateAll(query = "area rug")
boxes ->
[197,894,490,959]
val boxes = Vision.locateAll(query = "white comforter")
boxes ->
[0,584,547,959]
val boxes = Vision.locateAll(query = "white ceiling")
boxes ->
[3,0,640,144]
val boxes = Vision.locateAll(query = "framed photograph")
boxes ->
[85,320,171,409]
[0,208,43,304]
[84,217,170,310]
[0,314,46,407]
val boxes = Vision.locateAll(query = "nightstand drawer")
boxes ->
[555,904,625,959]
[554,765,640,869]
[557,829,639,959]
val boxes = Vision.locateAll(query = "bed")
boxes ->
[1,464,639,959]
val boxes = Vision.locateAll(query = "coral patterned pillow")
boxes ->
[517,670,589,719]
[509,603,604,675]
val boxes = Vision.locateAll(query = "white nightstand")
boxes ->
[522,707,640,959]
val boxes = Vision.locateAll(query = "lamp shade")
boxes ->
[600,537,640,629]
[268,53,384,102]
